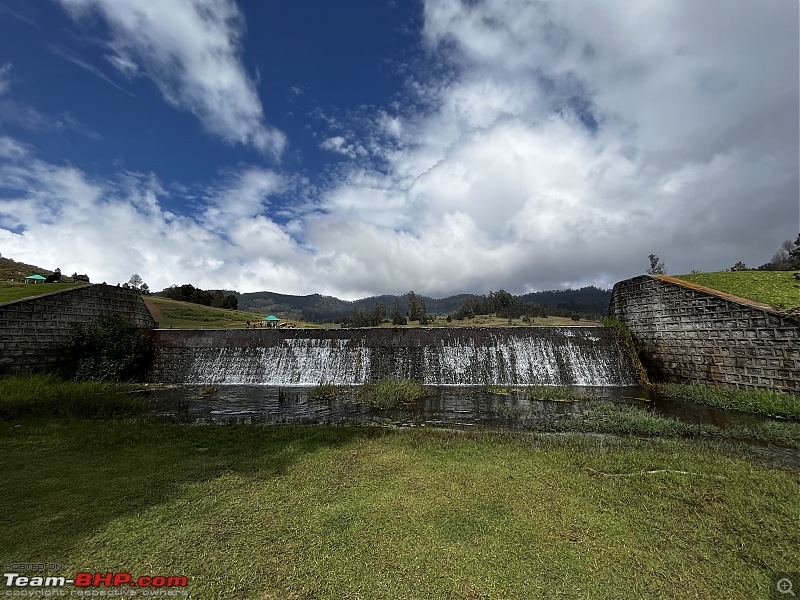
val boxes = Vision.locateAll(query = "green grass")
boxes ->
[145,296,266,328]
[309,378,429,408]
[527,384,591,402]
[657,382,800,421]
[308,381,347,401]
[673,271,800,310]
[357,377,428,408]
[0,420,797,599]
[145,296,326,329]
[541,402,800,449]
[0,281,87,303]
[486,384,591,402]
[0,374,148,419]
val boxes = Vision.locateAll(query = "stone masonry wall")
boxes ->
[0,284,157,374]
[609,275,800,394]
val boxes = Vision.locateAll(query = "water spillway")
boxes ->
[147,327,642,386]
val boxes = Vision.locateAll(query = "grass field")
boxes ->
[0,376,797,598]
[0,281,87,304]
[144,296,325,329]
[673,271,800,310]
[0,419,796,600]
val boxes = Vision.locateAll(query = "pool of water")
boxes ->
[146,384,770,431]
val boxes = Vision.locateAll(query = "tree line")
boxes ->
[336,289,589,327]
[161,283,238,310]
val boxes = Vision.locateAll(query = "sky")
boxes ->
[0,0,798,299]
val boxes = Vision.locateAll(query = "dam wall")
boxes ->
[609,275,800,394]
[0,284,157,374]
[147,326,641,386]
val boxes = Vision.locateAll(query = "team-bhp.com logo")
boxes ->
[4,572,188,596]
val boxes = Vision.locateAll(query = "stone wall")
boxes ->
[0,284,157,374]
[609,275,800,394]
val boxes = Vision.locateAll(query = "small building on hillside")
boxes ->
[25,274,46,285]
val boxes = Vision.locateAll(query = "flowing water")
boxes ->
[148,327,640,386]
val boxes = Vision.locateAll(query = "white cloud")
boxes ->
[57,0,285,156]
[2,1,797,298]
[201,168,286,230]
[320,136,368,159]
[301,0,799,293]
[0,145,307,292]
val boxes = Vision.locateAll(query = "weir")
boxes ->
[147,327,641,386]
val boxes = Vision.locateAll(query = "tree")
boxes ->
[211,290,225,308]
[730,261,748,271]
[767,237,800,270]
[789,233,800,267]
[222,294,238,310]
[407,291,420,321]
[371,302,387,326]
[417,297,429,325]
[140,283,151,295]
[647,254,667,275]
[128,274,143,290]
[391,298,406,325]
[190,289,214,306]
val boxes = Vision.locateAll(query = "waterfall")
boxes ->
[148,327,641,386]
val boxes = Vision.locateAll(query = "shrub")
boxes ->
[60,314,154,382]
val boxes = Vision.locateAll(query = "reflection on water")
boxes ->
[147,385,768,430]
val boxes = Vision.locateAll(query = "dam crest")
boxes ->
[147,327,641,387]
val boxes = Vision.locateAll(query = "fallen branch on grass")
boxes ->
[586,467,725,479]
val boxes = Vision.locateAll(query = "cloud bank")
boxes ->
[1,0,797,298]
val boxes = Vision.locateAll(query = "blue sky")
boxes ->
[0,0,798,298]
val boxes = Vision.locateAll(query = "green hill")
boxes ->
[673,271,800,311]
[234,288,611,323]
[143,296,322,329]
[0,256,86,303]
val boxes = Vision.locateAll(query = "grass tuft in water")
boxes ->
[657,382,800,421]
[308,381,350,402]
[526,385,590,402]
[357,377,428,408]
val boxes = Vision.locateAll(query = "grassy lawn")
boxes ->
[673,271,800,310]
[0,420,796,599]
[0,281,87,304]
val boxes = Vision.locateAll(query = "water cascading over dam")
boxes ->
[147,327,641,386]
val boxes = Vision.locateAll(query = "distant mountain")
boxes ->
[233,287,611,322]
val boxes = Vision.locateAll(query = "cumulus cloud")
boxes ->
[57,0,285,156]
[0,142,306,292]
[304,0,799,293]
[2,0,797,298]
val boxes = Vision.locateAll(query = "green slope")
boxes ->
[673,271,800,310]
